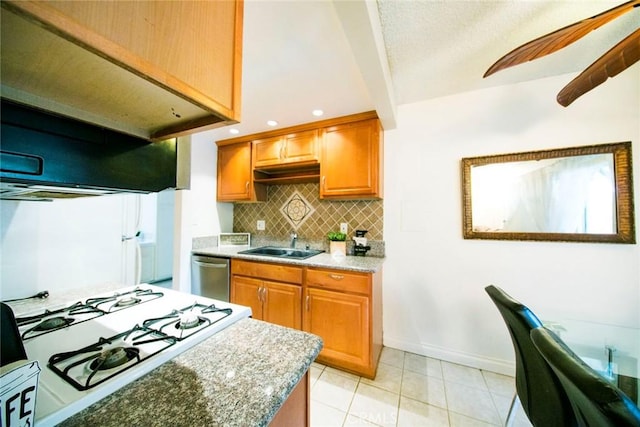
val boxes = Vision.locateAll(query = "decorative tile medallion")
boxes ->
[281,191,315,229]
[234,183,383,242]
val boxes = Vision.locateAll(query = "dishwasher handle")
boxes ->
[192,260,228,269]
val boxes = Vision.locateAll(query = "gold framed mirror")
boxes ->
[461,142,635,243]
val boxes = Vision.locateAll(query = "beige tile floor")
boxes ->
[310,347,534,427]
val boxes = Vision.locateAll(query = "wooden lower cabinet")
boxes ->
[231,260,302,330]
[304,287,370,372]
[269,372,309,427]
[303,267,382,379]
[231,259,382,379]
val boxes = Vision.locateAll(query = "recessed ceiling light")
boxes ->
[312,109,324,117]
[229,128,240,134]
[267,120,278,127]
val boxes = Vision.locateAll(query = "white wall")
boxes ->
[382,71,640,375]
[189,132,234,237]
[0,195,129,300]
[172,131,234,293]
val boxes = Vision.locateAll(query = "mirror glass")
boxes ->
[461,142,635,243]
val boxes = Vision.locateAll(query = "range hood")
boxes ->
[0,100,189,201]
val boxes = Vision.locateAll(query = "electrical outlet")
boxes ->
[257,220,265,231]
[340,223,348,234]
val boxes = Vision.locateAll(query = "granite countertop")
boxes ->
[6,285,323,427]
[193,246,385,273]
[61,318,322,427]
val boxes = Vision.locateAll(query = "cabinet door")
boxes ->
[217,142,265,202]
[253,130,318,169]
[263,281,302,330]
[231,276,263,320]
[304,288,370,369]
[253,136,284,168]
[283,130,318,164]
[320,119,382,199]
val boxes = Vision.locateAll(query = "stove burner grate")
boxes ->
[86,287,164,313]
[16,301,107,340]
[15,302,103,327]
[21,316,77,340]
[48,325,176,391]
[34,316,74,331]
[142,302,233,340]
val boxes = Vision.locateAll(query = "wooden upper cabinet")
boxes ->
[253,130,319,170]
[0,0,243,140]
[217,142,266,202]
[216,111,383,199]
[320,118,383,200]
[253,136,285,168]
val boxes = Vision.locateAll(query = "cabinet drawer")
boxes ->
[232,259,303,284]
[306,268,370,294]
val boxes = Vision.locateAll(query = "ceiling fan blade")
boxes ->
[557,28,640,106]
[484,0,640,77]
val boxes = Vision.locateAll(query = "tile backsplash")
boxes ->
[233,183,384,252]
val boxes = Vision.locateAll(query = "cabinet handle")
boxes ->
[245,181,250,192]
[305,295,310,311]
[261,287,267,302]
[321,176,325,190]
[257,286,262,302]
[280,142,285,159]
[329,274,344,280]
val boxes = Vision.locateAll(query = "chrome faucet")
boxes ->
[290,232,298,248]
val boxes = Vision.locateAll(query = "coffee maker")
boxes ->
[352,229,371,256]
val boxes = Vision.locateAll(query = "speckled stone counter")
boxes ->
[5,286,322,427]
[59,318,322,426]
[192,246,384,273]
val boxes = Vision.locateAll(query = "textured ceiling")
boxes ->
[204,0,639,143]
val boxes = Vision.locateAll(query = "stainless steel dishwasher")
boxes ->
[191,255,230,301]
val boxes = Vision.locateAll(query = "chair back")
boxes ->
[485,285,575,426]
[1,302,27,367]
[531,327,640,427]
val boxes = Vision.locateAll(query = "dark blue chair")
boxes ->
[485,285,576,426]
[531,326,640,427]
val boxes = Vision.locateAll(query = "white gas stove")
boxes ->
[14,285,251,426]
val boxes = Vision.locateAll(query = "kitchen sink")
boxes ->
[238,246,323,260]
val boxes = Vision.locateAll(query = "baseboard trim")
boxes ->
[383,336,515,376]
